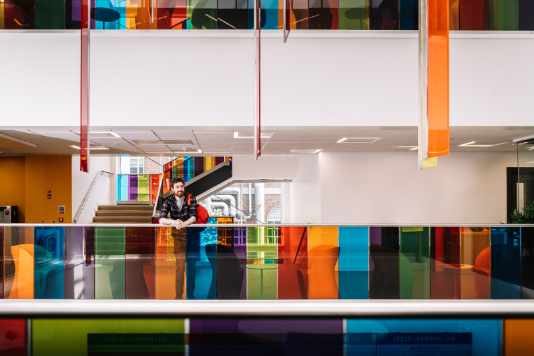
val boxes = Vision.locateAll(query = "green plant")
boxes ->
[510,201,534,224]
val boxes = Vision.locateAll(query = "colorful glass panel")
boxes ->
[278,226,308,299]
[519,0,534,30]
[370,0,399,30]
[460,227,491,299]
[521,227,534,298]
[430,227,461,299]
[247,227,278,299]
[449,0,459,30]
[34,227,65,299]
[399,0,417,29]
[125,227,155,299]
[459,0,489,30]
[64,227,85,299]
[339,226,368,299]
[95,227,125,299]
[155,227,186,300]
[339,0,368,29]
[308,226,339,299]
[489,0,519,30]
[399,227,430,299]
[369,227,399,299]
[128,175,138,201]
[0,319,26,355]
[137,175,149,201]
[490,227,521,299]
[322,0,339,29]
[4,227,35,299]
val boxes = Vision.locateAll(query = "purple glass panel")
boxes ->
[65,227,85,299]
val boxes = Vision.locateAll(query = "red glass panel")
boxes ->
[278,227,308,299]
[0,319,26,355]
[80,0,90,172]
[322,0,338,30]
[459,0,489,30]
[430,227,461,299]
[125,227,155,299]
[4,1,34,29]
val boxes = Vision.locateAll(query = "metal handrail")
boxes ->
[73,170,113,223]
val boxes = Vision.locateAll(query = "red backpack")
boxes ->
[188,194,209,224]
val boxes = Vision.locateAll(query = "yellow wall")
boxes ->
[0,157,26,223]
[24,155,72,223]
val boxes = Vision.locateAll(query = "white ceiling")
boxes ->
[1,128,533,156]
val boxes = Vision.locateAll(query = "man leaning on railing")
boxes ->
[159,177,200,299]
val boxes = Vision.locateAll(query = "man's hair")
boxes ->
[172,177,185,188]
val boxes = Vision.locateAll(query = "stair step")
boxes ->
[95,211,153,216]
[92,216,153,223]
[98,205,154,211]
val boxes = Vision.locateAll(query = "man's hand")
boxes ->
[173,219,184,230]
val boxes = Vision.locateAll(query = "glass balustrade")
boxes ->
[1,224,533,301]
[0,0,531,31]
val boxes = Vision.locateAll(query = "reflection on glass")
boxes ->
[292,0,309,29]
[399,227,429,299]
[0,319,26,355]
[64,227,85,299]
[155,227,186,300]
[95,227,125,299]
[449,0,459,30]
[430,227,461,299]
[308,226,339,299]
[504,319,534,356]
[322,0,339,29]
[460,227,491,299]
[521,227,534,298]
[339,0,368,30]
[399,0,417,30]
[34,227,65,299]
[490,0,519,30]
[278,227,308,299]
[459,0,489,30]
[32,319,184,356]
[339,226,368,299]
[247,227,278,299]
[309,0,322,29]
[125,227,155,299]
[370,0,398,30]
[491,227,521,299]
[4,227,35,299]
[369,227,399,299]
[519,0,534,31]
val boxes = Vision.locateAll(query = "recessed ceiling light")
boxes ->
[337,138,347,143]
[134,140,193,145]
[459,141,508,148]
[70,145,109,150]
[74,131,121,138]
[234,132,272,139]
[290,148,322,154]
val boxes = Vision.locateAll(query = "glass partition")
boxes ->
[2,1,529,31]
[5,316,534,355]
[3,224,534,301]
[517,138,534,215]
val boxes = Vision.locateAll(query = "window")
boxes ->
[267,206,282,224]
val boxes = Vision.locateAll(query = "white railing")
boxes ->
[73,170,113,223]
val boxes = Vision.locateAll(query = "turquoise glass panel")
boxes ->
[491,227,521,299]
[399,0,418,30]
[339,226,369,299]
[117,175,128,201]
[95,227,125,299]
[399,227,430,299]
[183,157,194,182]
[34,227,65,299]
[263,0,279,29]
[346,319,502,356]
[195,218,218,300]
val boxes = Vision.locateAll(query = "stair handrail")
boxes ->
[73,170,113,223]
[152,173,164,218]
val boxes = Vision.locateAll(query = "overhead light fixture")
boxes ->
[410,147,419,151]
[70,145,109,150]
[337,138,347,143]
[459,141,508,148]
[73,131,121,138]
[234,132,272,139]
[134,140,193,145]
[290,148,322,154]
[198,149,202,153]
[339,137,380,143]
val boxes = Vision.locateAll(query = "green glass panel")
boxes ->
[490,0,519,30]
[138,175,149,201]
[191,0,218,29]
[339,0,369,30]
[95,227,126,299]
[35,0,65,29]
[32,319,185,356]
[400,227,430,299]
[246,227,278,300]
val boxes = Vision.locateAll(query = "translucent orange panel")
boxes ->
[155,227,186,300]
[427,0,450,158]
[504,319,534,356]
[4,227,35,299]
[308,227,339,299]
[449,0,459,30]
[460,227,491,299]
[278,227,308,299]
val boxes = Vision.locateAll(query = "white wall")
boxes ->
[317,152,517,225]
[71,155,113,223]
[2,31,534,129]
[232,154,301,179]
[290,155,322,223]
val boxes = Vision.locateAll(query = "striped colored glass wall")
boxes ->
[2,225,534,300]
[117,174,161,202]
[2,1,532,30]
[10,317,534,356]
[162,156,230,195]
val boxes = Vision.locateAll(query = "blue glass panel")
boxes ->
[248,0,268,28]
[195,218,218,300]
[263,0,279,29]
[491,227,521,299]
[183,157,194,182]
[93,0,122,30]
[34,227,65,299]
[399,0,418,30]
[117,175,128,201]
[339,226,369,299]
[346,319,502,356]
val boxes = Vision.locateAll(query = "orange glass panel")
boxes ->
[135,0,158,29]
[155,227,186,300]
[278,227,308,299]
[460,227,491,299]
[449,0,459,30]
[504,319,534,356]
[427,0,450,158]
[4,227,35,299]
[173,157,183,180]
[308,227,339,299]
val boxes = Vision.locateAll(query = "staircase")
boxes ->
[93,205,154,224]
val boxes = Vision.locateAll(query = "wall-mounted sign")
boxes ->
[47,190,52,199]
[58,205,65,215]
